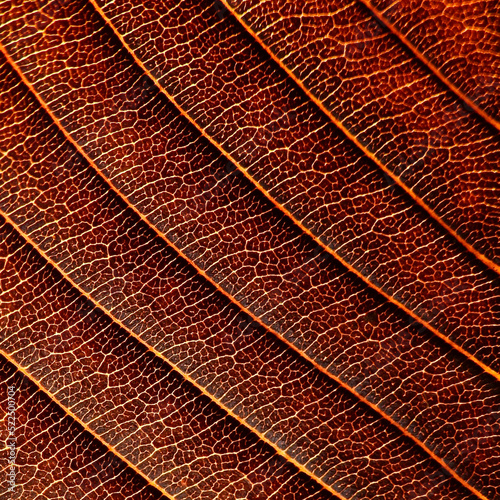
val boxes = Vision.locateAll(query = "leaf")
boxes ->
[0,0,498,499]
[358,0,500,125]
[222,0,500,267]
[0,358,165,500]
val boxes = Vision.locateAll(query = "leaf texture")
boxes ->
[0,358,167,500]
[221,0,500,267]
[0,222,333,499]
[0,0,499,499]
[1,0,499,371]
[358,0,500,126]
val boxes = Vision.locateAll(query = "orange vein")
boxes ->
[87,1,499,381]
[1,209,489,500]
[0,43,341,497]
[0,349,175,500]
[0,37,493,500]
[218,0,500,276]
[358,0,500,133]
[0,212,343,500]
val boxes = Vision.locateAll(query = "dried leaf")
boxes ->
[0,0,499,499]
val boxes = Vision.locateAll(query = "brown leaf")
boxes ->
[359,0,500,125]
[0,0,498,499]
[223,0,500,267]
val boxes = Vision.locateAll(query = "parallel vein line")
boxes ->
[0,210,342,499]
[0,38,492,500]
[0,349,175,500]
[357,0,500,133]
[217,0,500,275]
[86,2,500,379]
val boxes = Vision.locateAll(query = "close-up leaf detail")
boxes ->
[0,0,498,499]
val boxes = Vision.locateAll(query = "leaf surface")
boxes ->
[2,46,491,498]
[2,0,499,372]
[0,0,499,499]
[0,220,334,499]
[221,0,500,268]
[360,0,500,125]
[0,357,167,500]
